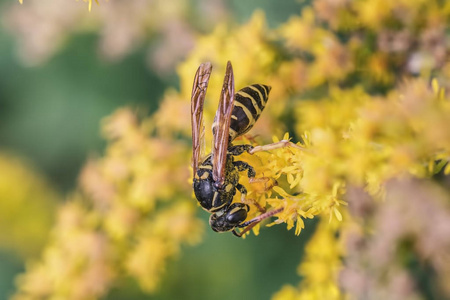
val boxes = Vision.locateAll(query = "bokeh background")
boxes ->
[0,1,313,299]
[1,0,450,300]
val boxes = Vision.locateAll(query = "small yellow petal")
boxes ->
[431,78,439,94]
[333,207,342,221]
[281,166,299,173]
[297,216,305,229]
[272,186,291,198]
[444,163,450,175]
[287,173,294,184]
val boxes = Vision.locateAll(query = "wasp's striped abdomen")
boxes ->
[213,84,271,142]
[229,84,271,141]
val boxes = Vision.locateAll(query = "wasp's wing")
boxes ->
[191,62,212,178]
[212,61,235,186]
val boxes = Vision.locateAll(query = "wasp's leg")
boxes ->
[236,183,248,203]
[236,183,247,194]
[237,207,284,228]
[232,222,259,237]
[233,207,284,237]
[233,160,256,178]
[228,144,254,156]
[236,182,266,214]
[248,140,306,154]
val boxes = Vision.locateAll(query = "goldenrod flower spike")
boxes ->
[8,1,450,299]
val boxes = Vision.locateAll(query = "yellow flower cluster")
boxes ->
[296,80,450,197]
[265,81,449,299]
[272,219,344,300]
[235,133,345,237]
[0,153,59,258]
[229,78,450,239]
[13,109,204,299]
[167,1,450,298]
[14,198,115,300]
[169,6,449,241]
[11,0,450,298]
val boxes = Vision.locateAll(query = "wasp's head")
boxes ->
[209,203,249,232]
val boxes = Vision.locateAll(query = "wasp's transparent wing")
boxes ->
[212,61,235,186]
[191,62,212,178]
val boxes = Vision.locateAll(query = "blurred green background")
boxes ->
[0,0,314,299]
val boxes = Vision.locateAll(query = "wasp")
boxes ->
[191,61,284,237]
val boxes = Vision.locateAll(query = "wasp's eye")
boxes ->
[226,208,247,225]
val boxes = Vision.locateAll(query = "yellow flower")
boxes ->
[82,0,99,11]
[272,285,302,300]
[279,8,324,51]
[11,3,450,300]
[271,219,346,300]
[126,235,175,293]
[125,201,203,292]
[297,219,345,298]
[0,153,59,258]
[14,107,204,299]
[13,197,115,300]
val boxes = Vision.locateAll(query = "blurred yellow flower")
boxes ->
[14,108,204,299]
[271,219,345,300]
[13,198,115,300]
[10,1,450,299]
[0,153,59,258]
[81,0,99,11]
[126,202,203,292]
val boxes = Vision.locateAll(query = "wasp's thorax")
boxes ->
[193,155,240,212]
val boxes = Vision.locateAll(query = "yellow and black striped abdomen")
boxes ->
[228,84,271,142]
